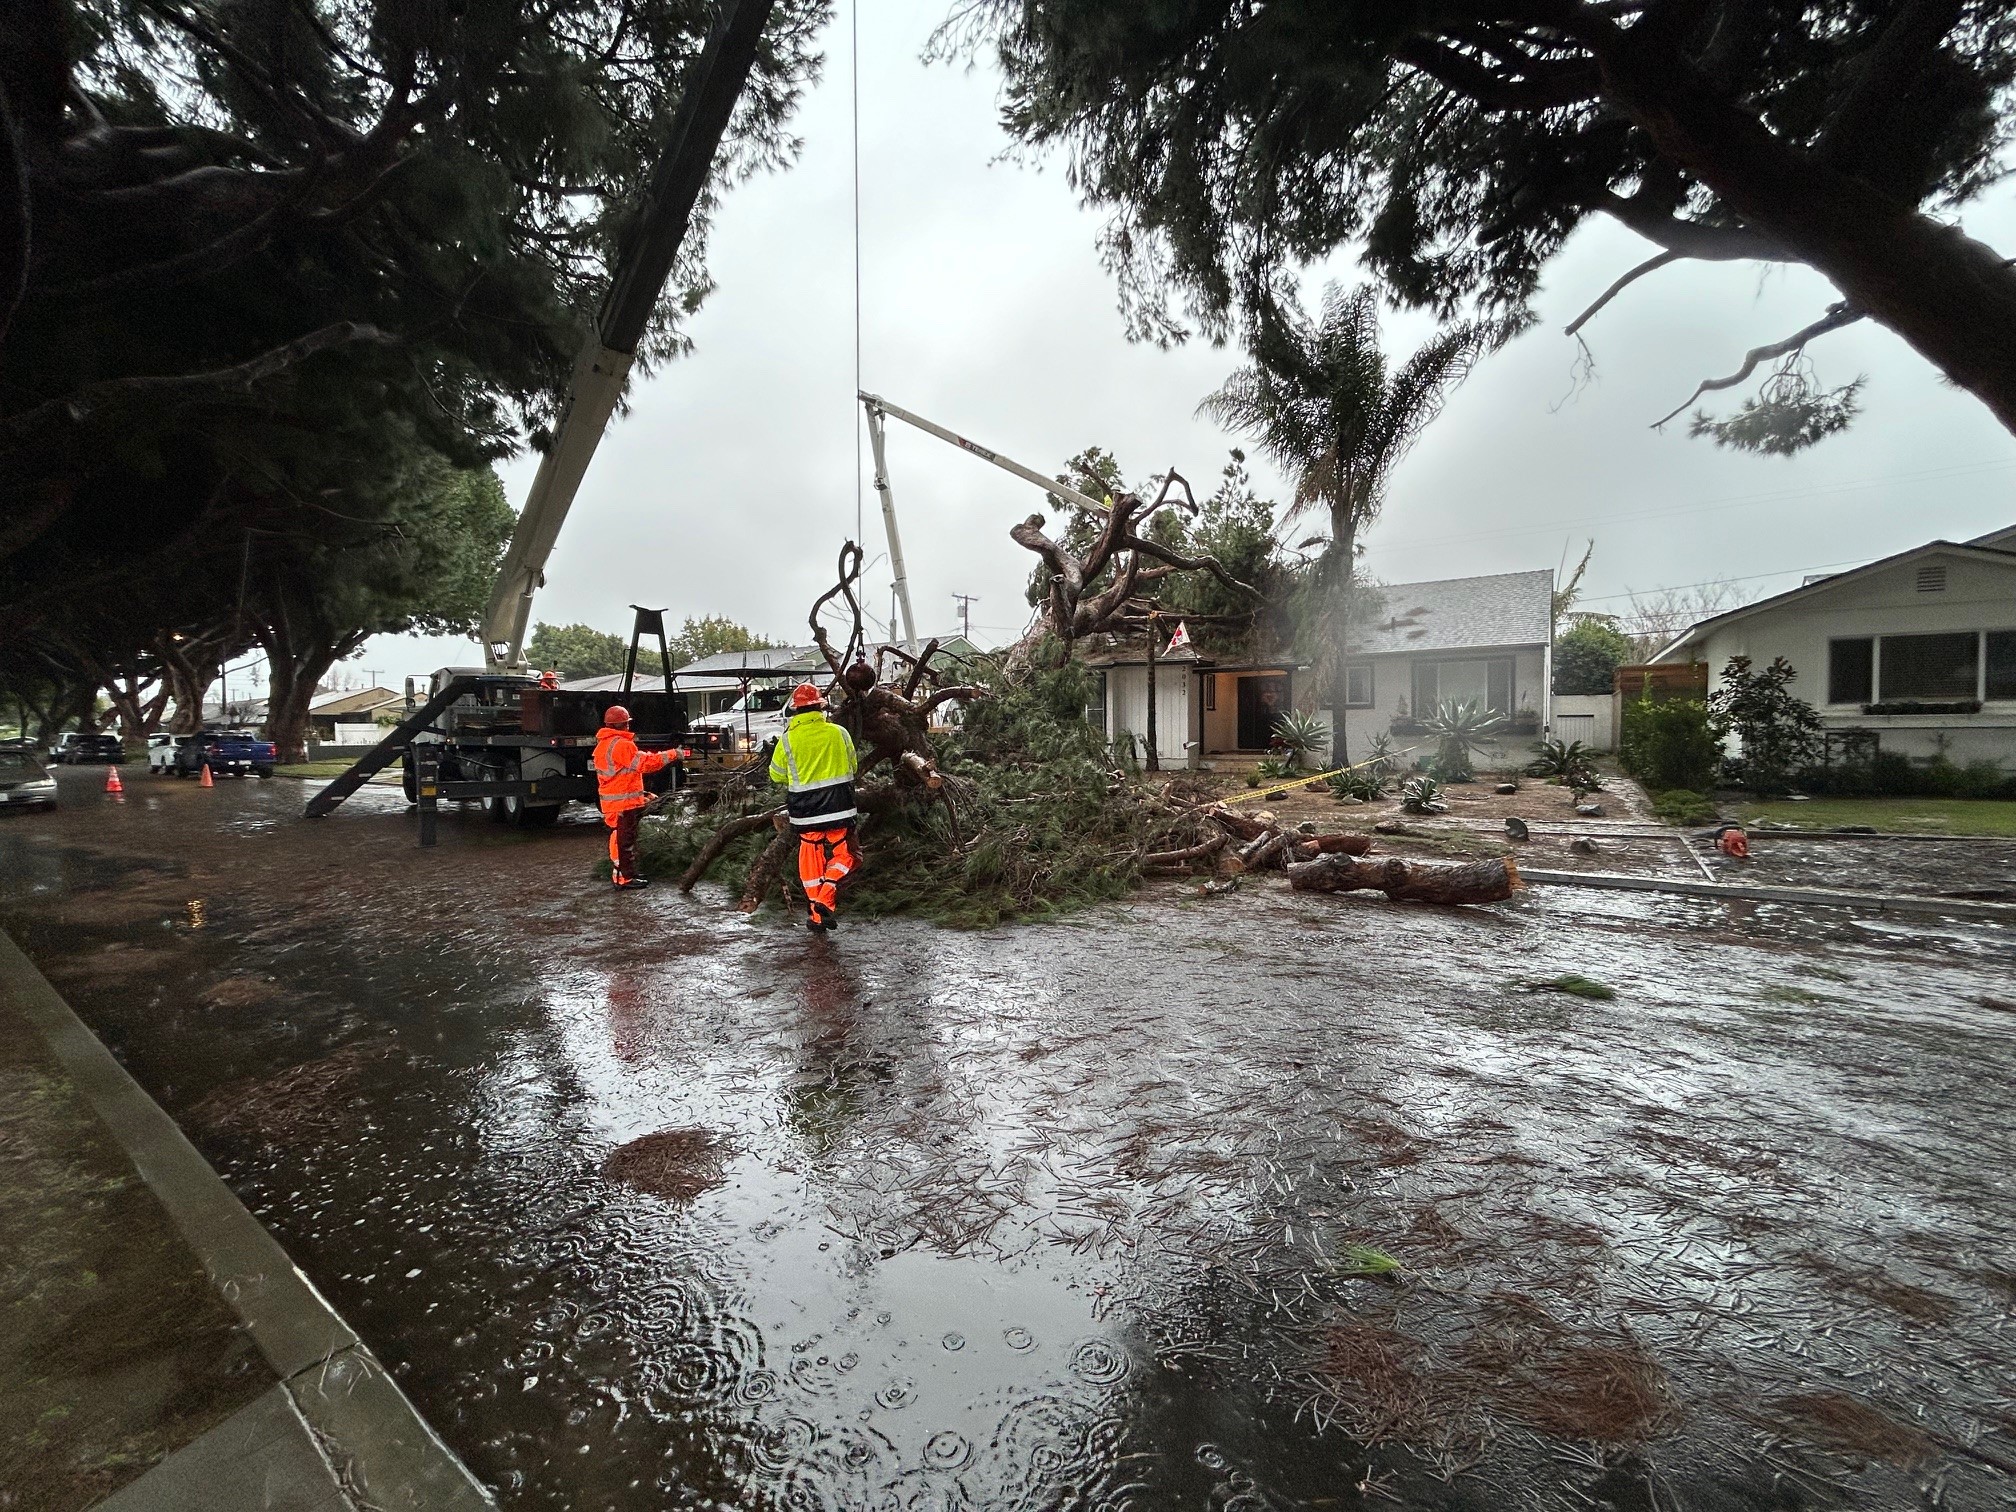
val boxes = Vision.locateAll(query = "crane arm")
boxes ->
[858,392,1112,514]
[481,0,778,670]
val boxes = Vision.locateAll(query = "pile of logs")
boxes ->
[1142,801,1521,907]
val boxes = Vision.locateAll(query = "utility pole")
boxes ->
[951,593,978,642]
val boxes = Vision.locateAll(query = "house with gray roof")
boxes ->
[1090,567,1556,768]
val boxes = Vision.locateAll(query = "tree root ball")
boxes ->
[601,1127,731,1204]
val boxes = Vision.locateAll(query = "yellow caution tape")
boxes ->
[1217,740,1431,805]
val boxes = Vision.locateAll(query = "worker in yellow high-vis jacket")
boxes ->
[768,683,859,931]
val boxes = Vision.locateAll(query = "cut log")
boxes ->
[1142,832,1227,870]
[738,813,794,912]
[1309,832,1374,856]
[1240,830,1292,870]
[1287,854,1522,905]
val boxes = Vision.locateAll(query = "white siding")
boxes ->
[1105,665,1193,763]
[1682,548,2016,763]
[1550,694,1614,752]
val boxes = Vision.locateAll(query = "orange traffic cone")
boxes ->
[105,767,124,801]
[199,763,214,788]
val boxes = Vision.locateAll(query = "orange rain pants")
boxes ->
[796,826,856,924]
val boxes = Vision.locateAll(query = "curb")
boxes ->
[0,929,495,1511]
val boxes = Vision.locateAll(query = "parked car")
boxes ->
[0,745,59,809]
[146,732,181,774]
[172,727,277,779]
[690,685,796,755]
[49,731,126,765]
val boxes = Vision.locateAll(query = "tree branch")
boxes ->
[1593,190,1789,262]
[1563,249,1681,335]
[1819,0,1965,177]
[1651,302,1866,428]
[1395,37,1601,110]
[0,322,396,455]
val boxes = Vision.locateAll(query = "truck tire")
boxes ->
[254,767,273,779]
[400,753,418,805]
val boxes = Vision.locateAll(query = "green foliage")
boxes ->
[1690,378,1865,456]
[1400,774,1446,814]
[1651,789,1721,826]
[1526,975,1617,1001]
[1328,767,1389,803]
[965,0,2012,448]
[673,616,779,667]
[1254,756,1293,781]
[1269,710,1329,771]
[1553,620,1635,696]
[1709,656,1823,795]
[1326,1245,1403,1278]
[1796,751,2016,801]
[642,653,1160,928]
[1423,699,1503,782]
[1363,732,1398,779]
[527,623,629,681]
[1620,697,1723,795]
[1527,738,1597,788]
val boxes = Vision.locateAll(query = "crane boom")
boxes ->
[480,0,778,670]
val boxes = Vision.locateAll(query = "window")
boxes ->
[1915,563,1948,593]
[1203,676,1216,712]
[1345,664,1373,707]
[1989,632,2016,700]
[1881,632,1978,700]
[1088,671,1107,731]
[1828,637,1873,704]
[1412,658,1514,715]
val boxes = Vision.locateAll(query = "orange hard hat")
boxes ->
[604,705,631,725]
[790,683,824,710]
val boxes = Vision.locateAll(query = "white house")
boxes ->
[1653,526,2016,764]
[1092,568,1556,768]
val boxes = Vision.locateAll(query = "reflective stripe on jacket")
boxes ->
[594,726,670,815]
[769,711,859,828]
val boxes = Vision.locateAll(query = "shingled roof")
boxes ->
[1352,569,1554,656]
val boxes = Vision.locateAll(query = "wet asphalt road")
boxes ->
[4,767,2015,1511]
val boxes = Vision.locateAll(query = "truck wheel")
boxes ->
[400,753,417,805]
[254,767,273,779]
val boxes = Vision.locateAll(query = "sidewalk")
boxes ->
[0,930,494,1512]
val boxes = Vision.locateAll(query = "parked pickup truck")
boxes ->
[173,728,277,779]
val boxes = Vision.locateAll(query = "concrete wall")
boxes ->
[1550,694,1614,753]
[1683,548,2016,764]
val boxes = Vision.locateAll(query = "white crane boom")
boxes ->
[857,392,1111,652]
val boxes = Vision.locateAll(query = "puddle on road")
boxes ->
[4,770,2016,1509]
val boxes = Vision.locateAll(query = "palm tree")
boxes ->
[1200,286,1496,763]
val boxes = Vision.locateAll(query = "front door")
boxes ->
[1236,675,1288,749]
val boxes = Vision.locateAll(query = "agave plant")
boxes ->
[1363,731,1397,779]
[1270,710,1331,773]
[1328,767,1388,802]
[1400,773,1448,813]
[1424,699,1504,782]
[1527,736,1600,788]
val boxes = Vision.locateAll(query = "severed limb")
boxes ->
[1652,303,1866,428]
[1288,854,1521,905]
[677,807,784,890]
[1563,249,1682,337]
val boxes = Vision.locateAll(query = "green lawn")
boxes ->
[273,760,366,779]
[1736,797,2016,837]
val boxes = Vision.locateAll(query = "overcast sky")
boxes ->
[342,0,2016,691]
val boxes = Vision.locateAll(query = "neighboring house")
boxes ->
[1092,568,1556,767]
[305,686,403,742]
[1653,526,2016,764]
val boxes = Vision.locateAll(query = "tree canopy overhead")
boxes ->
[962,1,2016,449]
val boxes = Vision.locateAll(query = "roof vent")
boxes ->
[1916,563,1948,593]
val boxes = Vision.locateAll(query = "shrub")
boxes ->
[1793,751,2016,799]
[1709,656,1822,794]
[1553,619,1635,695]
[1651,789,1720,826]
[1619,696,1722,793]
[1527,737,1600,788]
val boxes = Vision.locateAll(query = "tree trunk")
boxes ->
[1288,853,1520,904]
[1326,514,1356,769]
[1599,33,2016,440]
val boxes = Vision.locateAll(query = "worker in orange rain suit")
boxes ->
[769,683,860,932]
[594,705,673,890]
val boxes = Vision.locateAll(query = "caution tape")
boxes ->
[1218,740,1432,805]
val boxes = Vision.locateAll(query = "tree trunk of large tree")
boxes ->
[1600,33,2016,440]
